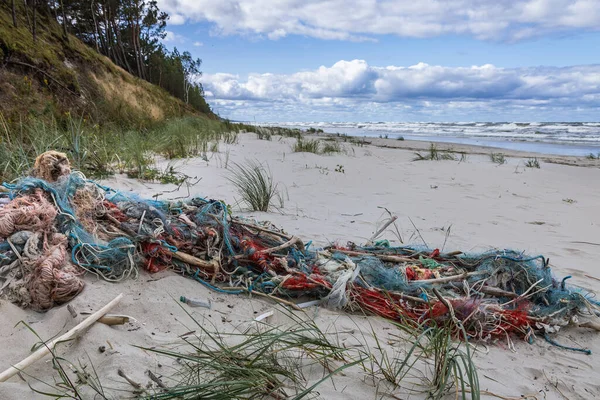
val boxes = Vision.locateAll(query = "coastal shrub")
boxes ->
[228,160,279,212]
[489,152,506,164]
[397,136,405,141]
[525,158,540,168]
[586,153,599,160]
[293,138,321,153]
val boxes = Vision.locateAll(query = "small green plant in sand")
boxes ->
[397,136,405,141]
[525,158,540,168]
[139,307,360,399]
[413,144,456,161]
[359,317,479,400]
[490,152,506,164]
[586,153,600,160]
[15,321,109,399]
[126,164,188,185]
[335,164,345,173]
[293,138,321,154]
[228,160,280,212]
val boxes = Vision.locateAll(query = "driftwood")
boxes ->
[0,293,123,382]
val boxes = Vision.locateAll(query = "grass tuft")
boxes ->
[413,144,456,161]
[139,306,358,399]
[228,160,280,212]
[293,138,321,154]
[489,152,506,164]
[525,158,540,168]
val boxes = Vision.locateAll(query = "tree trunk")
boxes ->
[11,0,17,27]
[32,0,37,43]
[59,0,68,41]
[110,17,132,74]
[90,0,99,52]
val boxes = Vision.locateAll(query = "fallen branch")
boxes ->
[334,249,414,263]
[0,293,123,382]
[412,271,485,285]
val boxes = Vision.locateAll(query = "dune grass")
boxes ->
[293,138,345,155]
[490,152,506,164]
[413,143,456,161]
[0,113,297,183]
[139,307,359,400]
[359,318,479,400]
[228,160,280,212]
[525,157,540,168]
[293,138,321,154]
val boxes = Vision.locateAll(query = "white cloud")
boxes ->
[158,0,600,41]
[168,14,186,25]
[193,41,204,46]
[201,60,600,121]
[163,30,186,44]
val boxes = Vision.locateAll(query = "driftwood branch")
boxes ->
[0,293,123,382]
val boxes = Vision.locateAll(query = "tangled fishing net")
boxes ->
[1,151,598,352]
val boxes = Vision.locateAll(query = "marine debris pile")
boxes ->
[1,152,598,350]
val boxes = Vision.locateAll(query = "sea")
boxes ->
[260,122,600,157]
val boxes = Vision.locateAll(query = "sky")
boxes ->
[157,0,600,122]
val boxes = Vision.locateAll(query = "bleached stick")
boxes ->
[0,293,124,382]
[366,216,398,245]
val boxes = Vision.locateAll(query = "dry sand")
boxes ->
[1,133,599,399]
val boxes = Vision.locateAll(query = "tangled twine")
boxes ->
[27,233,85,311]
[32,151,71,183]
[0,189,57,237]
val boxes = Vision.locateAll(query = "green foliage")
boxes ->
[293,138,321,154]
[397,136,405,141]
[335,164,345,173]
[0,114,250,182]
[322,141,342,154]
[525,158,540,168]
[227,160,280,212]
[256,128,272,140]
[16,321,109,399]
[136,306,358,400]
[360,319,479,399]
[413,144,456,161]
[489,152,507,164]
[586,153,599,160]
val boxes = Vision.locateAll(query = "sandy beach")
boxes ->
[1,132,599,399]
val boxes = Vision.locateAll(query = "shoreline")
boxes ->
[258,121,600,157]
[318,132,600,168]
